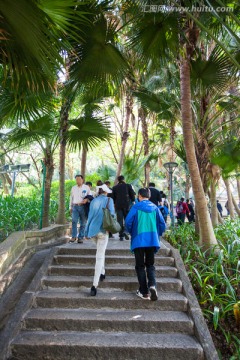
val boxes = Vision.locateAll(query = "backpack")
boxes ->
[159,206,165,217]
[176,202,184,214]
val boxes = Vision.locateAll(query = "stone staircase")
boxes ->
[9,240,205,360]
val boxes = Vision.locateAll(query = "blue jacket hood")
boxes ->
[134,200,158,213]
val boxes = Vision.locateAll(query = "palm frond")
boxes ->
[67,115,112,151]
[173,139,187,163]
[5,114,56,148]
[133,88,172,114]
[191,45,236,94]
[68,13,129,96]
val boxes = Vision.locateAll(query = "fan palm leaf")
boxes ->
[67,115,112,151]
[68,13,129,96]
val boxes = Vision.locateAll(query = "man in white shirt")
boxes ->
[69,175,90,243]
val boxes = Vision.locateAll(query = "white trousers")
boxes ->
[91,232,109,287]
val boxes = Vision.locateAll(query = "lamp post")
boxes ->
[163,162,178,227]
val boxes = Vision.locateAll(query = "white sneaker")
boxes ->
[149,286,158,301]
[136,290,150,300]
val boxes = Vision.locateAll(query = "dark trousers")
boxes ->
[134,247,156,295]
[177,213,186,225]
[116,208,129,237]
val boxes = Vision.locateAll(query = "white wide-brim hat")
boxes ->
[96,184,112,194]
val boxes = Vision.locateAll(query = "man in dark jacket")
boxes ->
[112,175,135,241]
[217,200,223,217]
[148,182,161,206]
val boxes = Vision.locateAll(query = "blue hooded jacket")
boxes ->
[125,200,166,252]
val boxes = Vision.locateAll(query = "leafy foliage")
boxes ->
[166,221,240,359]
[0,195,57,242]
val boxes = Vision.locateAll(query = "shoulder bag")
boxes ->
[103,198,121,234]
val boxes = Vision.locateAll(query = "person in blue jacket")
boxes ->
[125,188,166,301]
[85,184,115,296]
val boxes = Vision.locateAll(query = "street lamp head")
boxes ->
[9,165,21,172]
[9,164,30,172]
[19,164,31,172]
[163,162,178,173]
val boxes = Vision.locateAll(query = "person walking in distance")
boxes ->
[186,199,195,223]
[217,200,223,217]
[125,188,166,301]
[148,182,161,206]
[69,175,90,243]
[176,197,190,225]
[85,184,115,296]
[112,175,135,241]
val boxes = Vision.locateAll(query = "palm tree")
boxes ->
[56,6,129,223]
[6,115,58,227]
[126,0,239,246]
[56,112,112,224]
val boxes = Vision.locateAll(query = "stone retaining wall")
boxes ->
[0,225,70,295]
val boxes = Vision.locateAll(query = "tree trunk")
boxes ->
[210,180,218,227]
[232,193,240,217]
[185,174,191,199]
[180,55,218,247]
[56,99,71,224]
[223,178,235,219]
[139,107,150,186]
[237,178,240,203]
[0,174,9,194]
[81,148,87,179]
[115,93,132,183]
[218,213,224,224]
[42,151,54,228]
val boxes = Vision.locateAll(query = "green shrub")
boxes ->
[165,221,240,359]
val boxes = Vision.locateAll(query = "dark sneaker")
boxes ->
[100,274,105,281]
[90,286,97,296]
[149,286,158,301]
[123,233,130,240]
[136,290,150,300]
[119,237,124,241]
[69,237,76,243]
[77,238,83,243]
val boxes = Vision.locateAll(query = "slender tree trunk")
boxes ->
[185,174,191,199]
[232,194,240,217]
[218,213,224,224]
[115,93,132,183]
[180,55,218,247]
[0,174,9,194]
[139,107,150,186]
[210,180,218,227]
[56,99,72,224]
[237,178,240,203]
[224,178,235,219]
[81,148,87,179]
[42,151,54,228]
[66,152,74,180]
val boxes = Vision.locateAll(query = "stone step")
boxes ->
[11,331,204,360]
[57,246,171,257]
[23,308,194,334]
[49,264,178,278]
[53,254,175,266]
[35,289,188,311]
[42,275,182,292]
